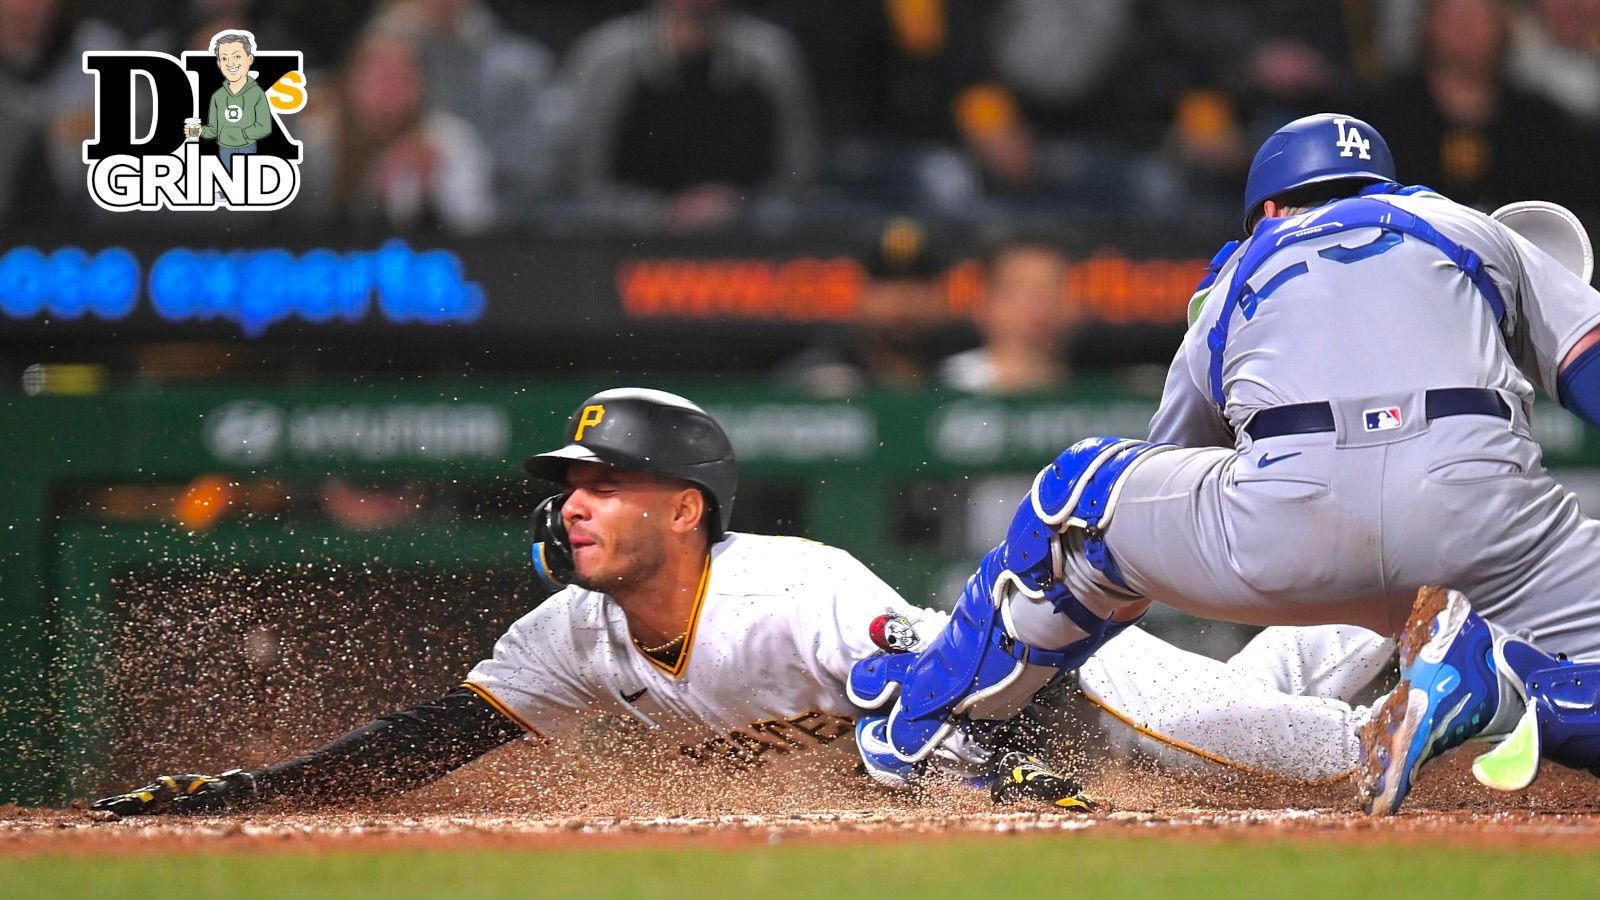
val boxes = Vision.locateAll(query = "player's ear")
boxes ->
[669,487,705,535]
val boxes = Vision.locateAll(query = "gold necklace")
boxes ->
[635,632,687,655]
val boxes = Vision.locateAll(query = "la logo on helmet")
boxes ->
[1334,118,1372,161]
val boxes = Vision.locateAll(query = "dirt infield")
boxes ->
[53,568,1600,861]
[8,743,1600,858]
[7,802,1600,858]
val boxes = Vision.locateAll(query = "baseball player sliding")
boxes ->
[94,388,1410,817]
[94,389,1086,815]
[850,112,1600,818]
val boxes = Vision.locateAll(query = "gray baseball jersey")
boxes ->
[1067,190,1600,656]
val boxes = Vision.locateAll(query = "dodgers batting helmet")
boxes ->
[1242,113,1396,233]
[524,388,738,535]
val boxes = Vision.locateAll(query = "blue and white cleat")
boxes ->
[1356,586,1516,815]
[855,716,920,790]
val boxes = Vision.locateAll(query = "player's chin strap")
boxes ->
[848,437,1172,763]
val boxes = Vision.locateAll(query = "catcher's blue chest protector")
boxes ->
[1204,184,1509,410]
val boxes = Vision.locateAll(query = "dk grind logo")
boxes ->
[81,30,308,212]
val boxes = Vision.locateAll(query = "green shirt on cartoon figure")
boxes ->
[196,32,273,149]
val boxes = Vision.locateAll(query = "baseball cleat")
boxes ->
[1356,586,1508,815]
[855,716,919,789]
[989,752,1097,812]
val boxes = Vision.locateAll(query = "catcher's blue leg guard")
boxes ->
[1474,638,1600,791]
[847,437,1171,763]
[846,652,916,710]
[1527,660,1600,776]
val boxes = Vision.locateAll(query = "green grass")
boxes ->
[5,832,1586,899]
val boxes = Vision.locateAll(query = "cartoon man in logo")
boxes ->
[184,30,273,173]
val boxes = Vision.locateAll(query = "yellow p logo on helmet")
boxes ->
[573,404,605,440]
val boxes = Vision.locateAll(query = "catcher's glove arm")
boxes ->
[93,686,524,816]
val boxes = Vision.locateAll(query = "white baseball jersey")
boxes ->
[463,533,941,764]
[461,530,1400,782]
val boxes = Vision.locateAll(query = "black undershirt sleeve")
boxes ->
[247,687,525,805]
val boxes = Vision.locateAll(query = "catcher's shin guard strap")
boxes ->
[1042,582,1142,651]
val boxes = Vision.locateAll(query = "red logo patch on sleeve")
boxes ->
[869,613,919,653]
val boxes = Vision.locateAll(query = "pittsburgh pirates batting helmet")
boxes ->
[524,388,738,535]
[1242,113,1396,233]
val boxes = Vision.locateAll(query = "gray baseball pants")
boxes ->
[1067,390,1600,658]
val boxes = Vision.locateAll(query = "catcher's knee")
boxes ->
[1003,436,1173,594]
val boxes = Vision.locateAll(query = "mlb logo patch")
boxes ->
[1364,406,1404,432]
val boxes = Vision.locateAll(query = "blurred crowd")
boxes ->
[2,0,1598,236]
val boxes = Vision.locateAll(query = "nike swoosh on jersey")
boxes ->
[1257,451,1303,468]
[620,687,648,703]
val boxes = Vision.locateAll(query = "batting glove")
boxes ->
[92,769,258,817]
[989,752,1096,812]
